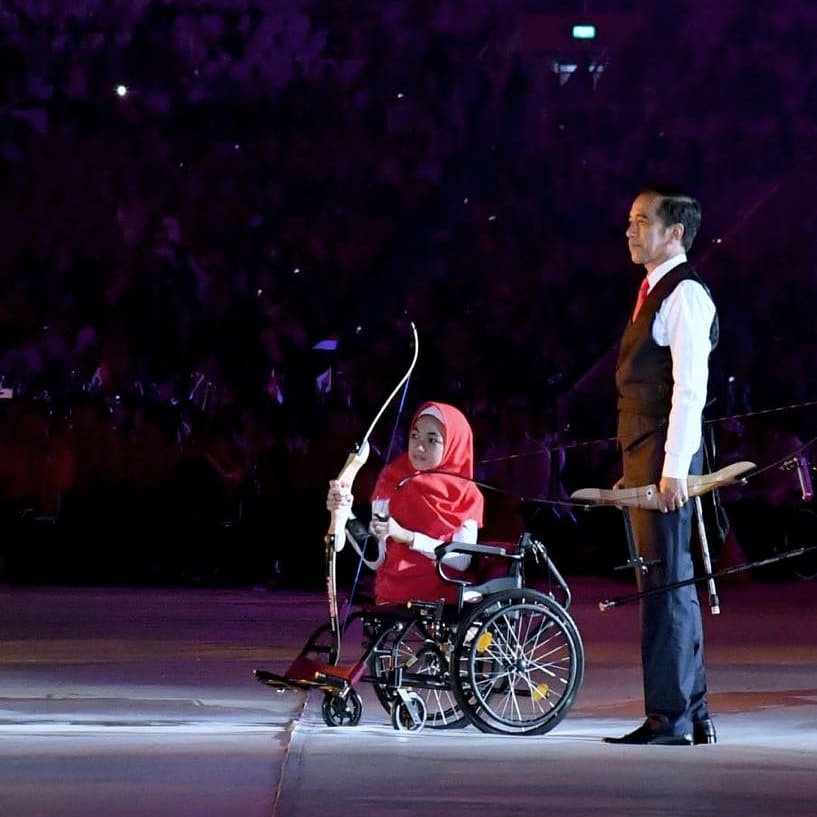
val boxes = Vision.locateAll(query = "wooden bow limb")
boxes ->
[325,322,419,553]
[570,460,756,509]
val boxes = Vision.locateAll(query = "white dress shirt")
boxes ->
[644,253,716,479]
[411,520,478,571]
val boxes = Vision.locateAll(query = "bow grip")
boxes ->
[326,440,371,552]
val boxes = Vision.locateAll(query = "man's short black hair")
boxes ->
[640,183,702,251]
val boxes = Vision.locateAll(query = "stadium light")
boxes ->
[572,24,596,40]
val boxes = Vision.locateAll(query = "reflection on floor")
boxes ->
[1,575,816,816]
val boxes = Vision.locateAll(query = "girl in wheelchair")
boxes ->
[327,401,484,605]
[260,400,584,734]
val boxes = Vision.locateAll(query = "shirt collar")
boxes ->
[646,253,687,289]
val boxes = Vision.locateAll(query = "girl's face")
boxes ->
[408,414,445,471]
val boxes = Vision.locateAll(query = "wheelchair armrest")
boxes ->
[435,540,520,560]
[435,540,523,594]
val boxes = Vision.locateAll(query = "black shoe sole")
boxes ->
[604,734,693,746]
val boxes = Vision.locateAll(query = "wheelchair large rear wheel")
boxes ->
[452,589,584,735]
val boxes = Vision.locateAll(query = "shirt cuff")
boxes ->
[662,452,691,480]
[411,531,441,557]
[412,531,472,572]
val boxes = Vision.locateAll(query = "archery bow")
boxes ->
[324,321,419,662]
[569,460,756,509]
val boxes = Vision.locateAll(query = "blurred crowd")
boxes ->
[1,0,816,584]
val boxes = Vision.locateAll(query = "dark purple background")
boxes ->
[0,0,815,584]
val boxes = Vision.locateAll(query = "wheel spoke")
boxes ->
[455,591,584,735]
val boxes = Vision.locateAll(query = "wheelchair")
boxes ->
[255,530,585,735]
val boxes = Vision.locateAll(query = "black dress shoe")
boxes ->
[604,722,693,746]
[693,718,717,745]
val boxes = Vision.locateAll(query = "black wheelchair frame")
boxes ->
[256,531,585,735]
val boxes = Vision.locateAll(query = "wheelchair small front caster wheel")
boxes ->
[391,692,427,732]
[322,689,363,727]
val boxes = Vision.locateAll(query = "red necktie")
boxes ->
[631,278,650,323]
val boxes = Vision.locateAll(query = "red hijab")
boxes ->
[370,402,484,604]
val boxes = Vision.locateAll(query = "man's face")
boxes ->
[626,192,682,271]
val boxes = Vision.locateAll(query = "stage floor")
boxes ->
[1,575,816,816]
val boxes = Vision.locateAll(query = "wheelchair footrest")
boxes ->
[256,656,365,691]
[253,668,301,689]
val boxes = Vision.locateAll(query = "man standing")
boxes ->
[604,184,718,746]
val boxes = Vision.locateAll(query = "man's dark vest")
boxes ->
[616,262,719,419]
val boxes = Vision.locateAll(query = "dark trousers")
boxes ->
[620,414,709,734]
